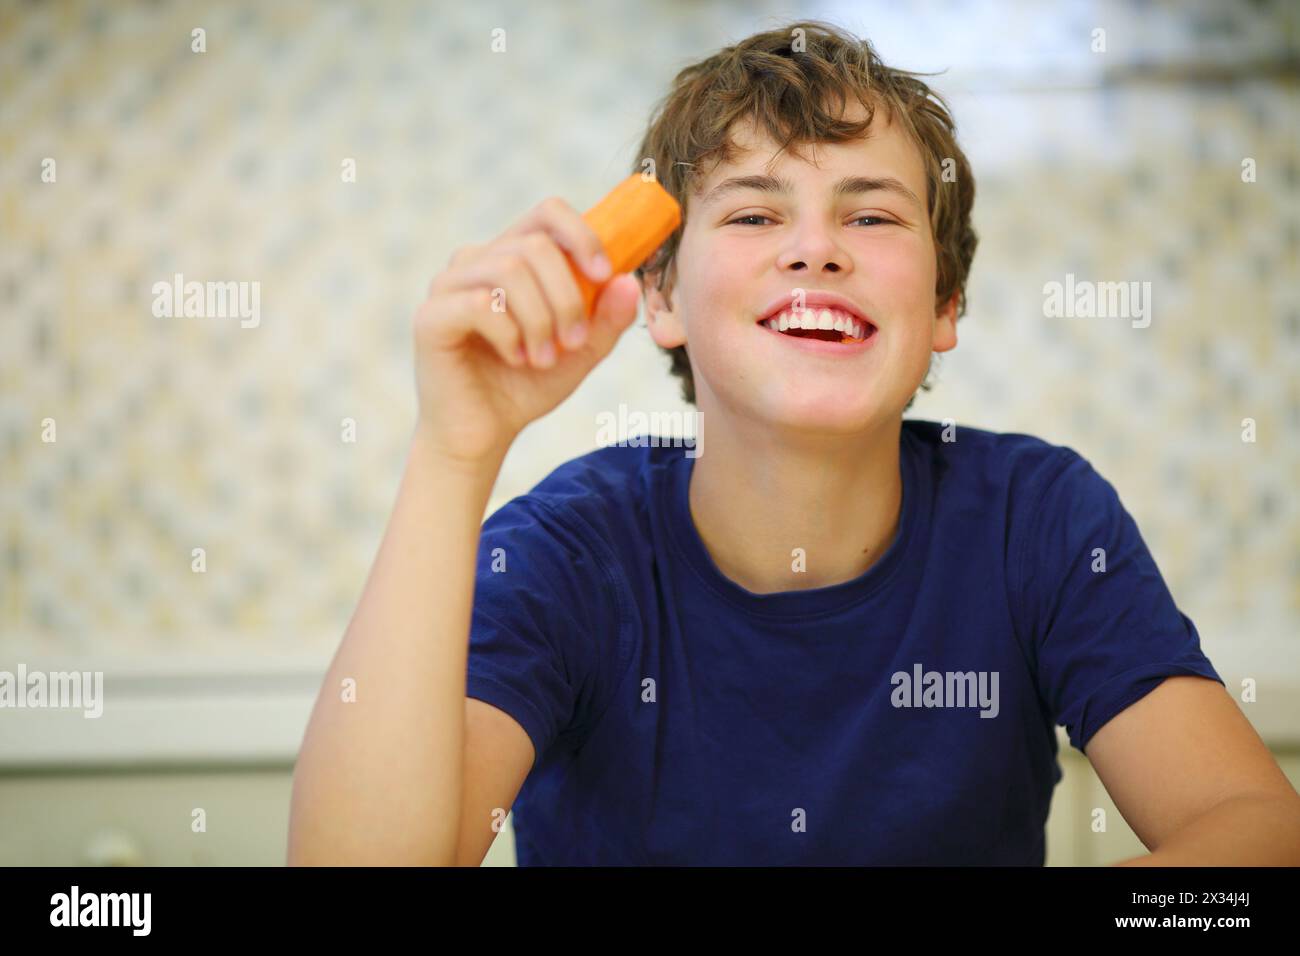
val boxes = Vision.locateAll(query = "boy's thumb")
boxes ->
[590,274,641,331]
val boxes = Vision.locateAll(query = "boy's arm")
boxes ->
[1086,675,1300,865]
[454,697,536,865]
[287,429,513,866]
[285,180,671,865]
[1010,448,1299,864]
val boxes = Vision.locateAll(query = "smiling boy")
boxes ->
[289,20,1300,867]
[642,103,949,594]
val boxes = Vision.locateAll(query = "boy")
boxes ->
[288,21,1300,866]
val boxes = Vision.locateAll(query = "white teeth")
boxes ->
[762,307,872,340]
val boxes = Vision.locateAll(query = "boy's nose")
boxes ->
[777,227,850,274]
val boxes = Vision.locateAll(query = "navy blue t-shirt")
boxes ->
[465,419,1222,865]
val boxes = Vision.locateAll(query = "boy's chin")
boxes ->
[753,399,900,435]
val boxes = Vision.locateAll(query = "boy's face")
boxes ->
[644,102,958,433]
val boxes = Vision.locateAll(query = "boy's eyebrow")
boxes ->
[700,173,922,211]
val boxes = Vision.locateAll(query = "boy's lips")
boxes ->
[756,290,875,330]
[757,318,879,355]
[754,290,879,355]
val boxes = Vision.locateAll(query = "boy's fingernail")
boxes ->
[563,322,588,348]
[534,340,556,366]
[589,254,611,280]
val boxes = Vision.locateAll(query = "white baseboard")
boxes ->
[0,656,325,770]
[1,655,1296,771]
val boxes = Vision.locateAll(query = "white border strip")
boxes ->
[0,657,326,769]
[1,658,1296,770]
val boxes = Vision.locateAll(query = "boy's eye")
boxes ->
[726,215,894,227]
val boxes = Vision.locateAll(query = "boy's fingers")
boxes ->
[497,197,611,282]
[415,287,525,368]
[469,301,529,368]
[437,250,557,366]
[511,232,589,354]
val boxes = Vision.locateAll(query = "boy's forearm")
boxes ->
[288,427,507,865]
[1112,791,1300,866]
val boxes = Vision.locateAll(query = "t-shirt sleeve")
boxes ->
[466,493,631,768]
[1010,449,1224,755]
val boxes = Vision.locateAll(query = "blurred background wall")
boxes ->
[1,0,1297,866]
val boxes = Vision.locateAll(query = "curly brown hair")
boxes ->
[630,19,978,411]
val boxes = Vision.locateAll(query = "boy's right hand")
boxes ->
[413,196,643,466]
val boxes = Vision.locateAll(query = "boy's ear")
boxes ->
[933,291,959,353]
[640,268,687,349]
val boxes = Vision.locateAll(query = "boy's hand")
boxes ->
[412,196,642,465]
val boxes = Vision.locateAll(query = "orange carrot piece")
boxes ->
[570,173,682,319]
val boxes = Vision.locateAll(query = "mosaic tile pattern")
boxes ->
[0,0,1295,671]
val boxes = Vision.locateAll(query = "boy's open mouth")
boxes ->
[757,307,877,345]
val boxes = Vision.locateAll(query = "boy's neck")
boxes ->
[686,416,904,595]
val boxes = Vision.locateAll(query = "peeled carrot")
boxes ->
[570,173,682,319]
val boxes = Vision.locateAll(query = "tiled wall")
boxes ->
[2,0,1296,689]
